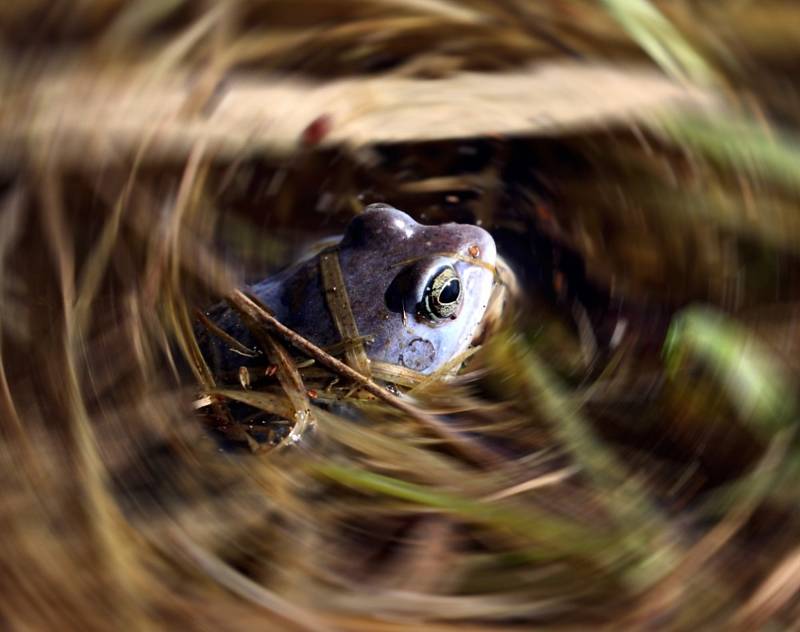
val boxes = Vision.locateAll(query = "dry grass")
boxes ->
[3,1,800,630]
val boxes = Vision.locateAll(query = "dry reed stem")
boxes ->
[1,62,718,166]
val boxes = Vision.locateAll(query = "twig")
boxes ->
[228,290,502,468]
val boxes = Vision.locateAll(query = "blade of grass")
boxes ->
[663,305,799,437]
[100,0,187,49]
[657,113,800,193]
[602,0,717,86]
[486,331,678,587]
[313,460,616,561]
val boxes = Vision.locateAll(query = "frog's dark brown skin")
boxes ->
[198,204,497,377]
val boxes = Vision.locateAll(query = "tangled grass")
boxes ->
[3,1,800,629]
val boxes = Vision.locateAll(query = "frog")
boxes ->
[197,203,498,379]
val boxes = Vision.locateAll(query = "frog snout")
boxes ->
[465,225,497,268]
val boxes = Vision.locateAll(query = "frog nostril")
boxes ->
[475,233,497,266]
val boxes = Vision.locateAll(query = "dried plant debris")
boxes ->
[0,62,717,167]
[3,0,800,631]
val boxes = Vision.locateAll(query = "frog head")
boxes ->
[200,204,498,379]
[334,203,497,375]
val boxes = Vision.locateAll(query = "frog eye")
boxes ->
[420,266,462,321]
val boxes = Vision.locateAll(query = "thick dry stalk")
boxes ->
[0,62,718,166]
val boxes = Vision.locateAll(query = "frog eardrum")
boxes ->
[198,204,498,378]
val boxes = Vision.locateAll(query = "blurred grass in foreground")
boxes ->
[2,0,800,630]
